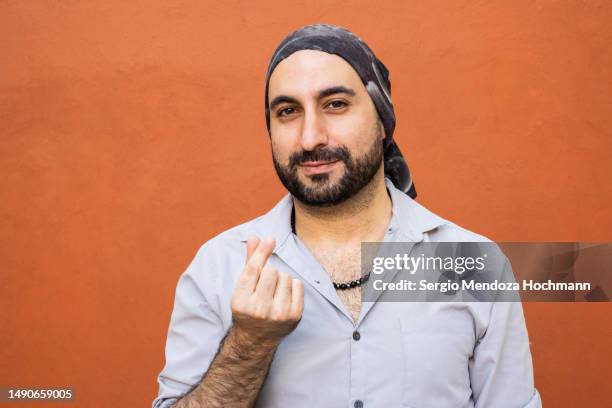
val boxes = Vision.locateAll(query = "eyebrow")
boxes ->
[269,86,356,111]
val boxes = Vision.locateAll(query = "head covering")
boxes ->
[264,23,417,199]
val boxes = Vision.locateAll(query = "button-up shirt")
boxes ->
[153,178,541,407]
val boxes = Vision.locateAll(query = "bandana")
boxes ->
[264,23,417,199]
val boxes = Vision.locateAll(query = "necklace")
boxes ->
[290,206,371,290]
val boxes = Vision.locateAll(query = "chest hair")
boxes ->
[310,244,363,323]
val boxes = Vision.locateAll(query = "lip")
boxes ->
[299,159,340,175]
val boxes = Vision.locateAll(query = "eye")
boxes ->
[277,107,297,117]
[326,100,348,110]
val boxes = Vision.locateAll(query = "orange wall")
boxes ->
[1,1,610,407]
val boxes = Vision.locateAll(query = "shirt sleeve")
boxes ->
[468,259,542,407]
[152,244,227,408]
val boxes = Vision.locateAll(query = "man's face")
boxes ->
[268,50,385,207]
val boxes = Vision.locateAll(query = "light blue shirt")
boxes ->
[153,179,541,407]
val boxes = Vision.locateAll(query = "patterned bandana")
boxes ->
[264,23,417,199]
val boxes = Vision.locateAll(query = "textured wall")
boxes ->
[1,1,610,406]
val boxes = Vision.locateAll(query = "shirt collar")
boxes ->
[239,177,448,248]
[383,177,448,241]
[239,192,294,249]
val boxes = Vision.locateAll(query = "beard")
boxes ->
[272,129,384,207]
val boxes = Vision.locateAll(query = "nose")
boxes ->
[299,108,328,151]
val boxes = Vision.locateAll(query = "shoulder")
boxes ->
[428,219,492,243]
[409,199,492,243]
[386,178,492,243]
[401,196,491,242]
[197,192,293,259]
[410,201,512,286]
[179,216,264,303]
[193,216,261,261]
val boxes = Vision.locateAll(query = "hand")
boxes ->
[230,236,304,348]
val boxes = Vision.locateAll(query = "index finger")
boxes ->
[246,236,261,261]
[236,236,276,292]
[247,236,275,272]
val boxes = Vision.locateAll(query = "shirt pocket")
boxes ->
[398,309,475,408]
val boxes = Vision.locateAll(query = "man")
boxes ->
[153,24,541,407]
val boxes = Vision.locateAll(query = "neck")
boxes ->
[293,168,392,245]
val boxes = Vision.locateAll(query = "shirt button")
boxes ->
[352,331,361,341]
[354,400,364,408]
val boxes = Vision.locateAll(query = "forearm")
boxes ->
[173,327,279,408]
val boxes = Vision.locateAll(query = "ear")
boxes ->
[378,120,386,141]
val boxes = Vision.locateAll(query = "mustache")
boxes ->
[288,146,351,168]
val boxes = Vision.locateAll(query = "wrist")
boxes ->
[228,326,280,357]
